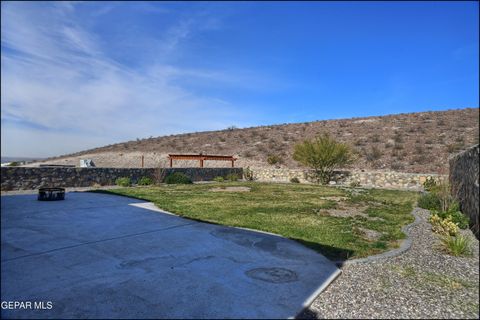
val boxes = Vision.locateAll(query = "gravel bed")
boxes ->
[299,208,479,319]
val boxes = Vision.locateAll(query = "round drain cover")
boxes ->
[245,267,298,283]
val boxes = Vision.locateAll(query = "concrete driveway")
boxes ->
[1,192,340,319]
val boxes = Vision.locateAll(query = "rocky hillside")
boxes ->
[33,108,479,174]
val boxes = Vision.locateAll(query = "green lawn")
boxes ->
[98,182,418,260]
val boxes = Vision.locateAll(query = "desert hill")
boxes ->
[32,108,479,174]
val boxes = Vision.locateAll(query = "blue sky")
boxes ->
[1,1,478,157]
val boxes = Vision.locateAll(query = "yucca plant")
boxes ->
[440,234,472,257]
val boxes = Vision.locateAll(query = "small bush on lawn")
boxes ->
[440,234,472,257]
[213,176,224,182]
[115,177,131,187]
[138,176,154,185]
[226,173,239,181]
[165,172,192,184]
[293,134,354,184]
[418,192,442,211]
[429,214,459,236]
[290,177,300,183]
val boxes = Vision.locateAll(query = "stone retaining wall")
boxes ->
[1,165,447,192]
[449,144,479,237]
[0,167,243,191]
[249,168,445,190]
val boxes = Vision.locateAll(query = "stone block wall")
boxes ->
[1,165,449,192]
[0,167,243,191]
[249,168,445,191]
[449,144,479,237]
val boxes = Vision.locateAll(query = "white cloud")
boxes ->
[1,2,260,157]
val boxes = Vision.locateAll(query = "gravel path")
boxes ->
[300,208,479,319]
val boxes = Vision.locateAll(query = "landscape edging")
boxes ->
[334,207,422,266]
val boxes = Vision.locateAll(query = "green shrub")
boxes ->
[293,133,355,184]
[423,177,437,192]
[115,177,131,187]
[267,154,281,165]
[447,210,470,229]
[433,203,470,229]
[429,214,459,236]
[226,173,239,181]
[440,234,472,256]
[290,177,300,183]
[165,172,192,184]
[213,176,224,182]
[138,176,154,186]
[418,192,441,211]
[8,161,20,166]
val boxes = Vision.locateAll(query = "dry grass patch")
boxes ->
[209,186,251,192]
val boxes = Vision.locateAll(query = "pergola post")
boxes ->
[169,157,173,168]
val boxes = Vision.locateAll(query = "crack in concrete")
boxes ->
[173,255,248,268]
[2,222,195,263]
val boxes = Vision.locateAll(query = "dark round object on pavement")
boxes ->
[38,187,65,201]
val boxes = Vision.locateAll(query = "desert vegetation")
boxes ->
[34,108,479,173]
[418,178,472,256]
[293,134,355,184]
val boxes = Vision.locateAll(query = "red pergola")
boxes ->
[168,154,237,168]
